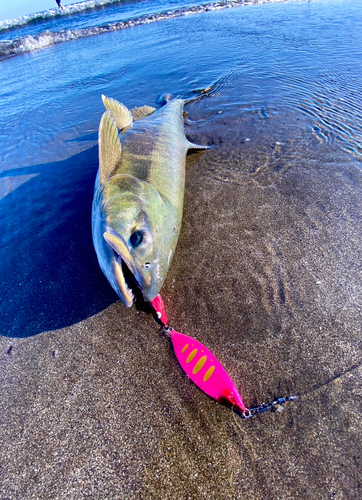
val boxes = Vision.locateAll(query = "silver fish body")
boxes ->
[92,96,206,306]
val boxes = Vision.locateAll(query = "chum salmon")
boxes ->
[92,94,208,306]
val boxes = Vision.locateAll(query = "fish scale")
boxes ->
[113,100,188,214]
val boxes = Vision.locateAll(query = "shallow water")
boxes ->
[0,0,362,337]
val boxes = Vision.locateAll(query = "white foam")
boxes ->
[0,0,290,58]
[0,0,124,32]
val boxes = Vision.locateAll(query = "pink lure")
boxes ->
[170,330,247,413]
[151,295,247,414]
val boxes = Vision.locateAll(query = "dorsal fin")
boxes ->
[131,105,156,121]
[98,111,122,185]
[101,95,133,131]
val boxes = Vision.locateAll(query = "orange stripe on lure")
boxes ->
[151,294,247,415]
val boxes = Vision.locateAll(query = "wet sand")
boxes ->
[1,107,362,498]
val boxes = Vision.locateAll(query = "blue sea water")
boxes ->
[0,0,362,337]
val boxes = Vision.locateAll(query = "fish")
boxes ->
[92,94,208,307]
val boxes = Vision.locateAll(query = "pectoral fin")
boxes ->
[99,111,122,185]
[131,105,156,121]
[102,94,133,131]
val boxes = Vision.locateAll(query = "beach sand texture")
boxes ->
[1,106,362,499]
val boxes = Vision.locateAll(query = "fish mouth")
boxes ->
[103,231,143,307]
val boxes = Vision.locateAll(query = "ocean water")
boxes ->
[1,0,362,338]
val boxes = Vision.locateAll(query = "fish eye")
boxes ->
[144,262,151,269]
[130,231,143,247]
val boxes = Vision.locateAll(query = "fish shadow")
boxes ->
[0,146,118,338]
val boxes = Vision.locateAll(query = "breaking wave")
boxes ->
[0,0,287,59]
[0,0,126,32]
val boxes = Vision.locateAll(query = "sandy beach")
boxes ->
[1,103,362,498]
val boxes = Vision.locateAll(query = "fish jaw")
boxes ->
[103,231,136,307]
[92,225,138,307]
[113,257,134,307]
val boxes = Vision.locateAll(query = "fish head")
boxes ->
[92,175,178,307]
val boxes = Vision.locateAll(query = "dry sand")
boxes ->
[1,105,362,498]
